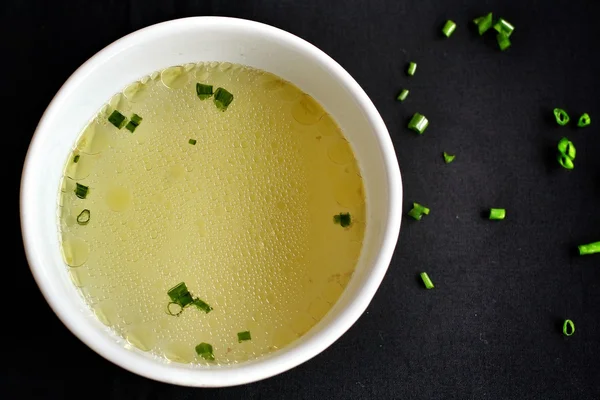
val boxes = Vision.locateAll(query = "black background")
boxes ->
[4,0,600,398]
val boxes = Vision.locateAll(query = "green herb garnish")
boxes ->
[192,298,213,313]
[214,87,234,111]
[577,113,591,128]
[333,212,352,228]
[563,319,575,336]
[125,113,143,133]
[396,89,409,102]
[473,12,493,35]
[189,139,197,145]
[578,241,600,256]
[73,155,80,163]
[74,183,89,199]
[408,203,430,220]
[196,83,213,100]
[407,62,417,76]
[195,342,215,361]
[108,110,127,129]
[496,32,511,51]
[442,20,457,38]
[420,272,434,289]
[493,18,514,37]
[557,137,576,170]
[443,152,456,164]
[167,282,194,308]
[76,209,90,225]
[408,113,429,134]
[489,208,506,220]
[553,108,570,126]
[237,331,251,342]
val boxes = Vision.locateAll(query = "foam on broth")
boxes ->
[57,62,366,365]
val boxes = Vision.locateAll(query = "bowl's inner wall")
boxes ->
[23,19,392,379]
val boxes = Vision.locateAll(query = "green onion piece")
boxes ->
[74,183,89,199]
[473,12,493,35]
[166,302,183,317]
[553,108,570,126]
[496,32,511,51]
[125,121,137,133]
[563,319,575,336]
[396,89,409,102]
[557,153,574,170]
[577,113,591,128]
[189,139,197,145]
[237,331,252,342]
[442,20,457,37]
[73,155,80,163]
[443,152,456,164]
[408,113,429,134]
[167,282,194,308]
[420,272,434,289]
[489,208,506,220]
[108,110,127,129]
[493,18,515,37]
[557,137,576,160]
[407,62,417,76]
[333,212,352,227]
[125,113,143,133]
[578,241,600,256]
[76,209,90,225]
[214,87,234,111]
[196,83,213,100]
[192,298,213,313]
[195,342,215,361]
[408,203,430,221]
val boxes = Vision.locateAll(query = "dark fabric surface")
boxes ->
[4,0,600,398]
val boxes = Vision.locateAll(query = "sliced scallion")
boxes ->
[195,342,215,361]
[553,108,570,126]
[557,137,576,160]
[473,12,493,35]
[578,241,600,256]
[442,20,457,37]
[497,32,511,51]
[563,319,575,336]
[407,62,417,76]
[196,83,214,100]
[237,331,252,342]
[108,110,127,129]
[397,89,409,102]
[125,113,143,133]
[557,153,574,170]
[408,203,430,221]
[577,113,591,128]
[214,87,234,111]
[443,152,456,164]
[167,282,194,308]
[189,139,197,145]
[76,209,90,225]
[166,302,183,317]
[493,18,514,37]
[408,113,429,134]
[333,212,351,228]
[489,208,506,220]
[73,155,80,163]
[192,298,213,313]
[74,183,89,199]
[420,272,434,289]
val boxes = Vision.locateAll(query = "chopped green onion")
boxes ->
[73,155,80,163]
[408,113,429,134]
[195,342,215,361]
[442,20,457,37]
[420,272,434,289]
[553,108,570,126]
[496,33,511,51]
[333,212,351,227]
[493,18,515,37]
[489,208,506,220]
[407,62,417,76]
[196,83,213,100]
[557,137,576,160]
[108,110,127,129]
[192,298,213,313]
[578,241,600,256]
[473,12,493,35]
[237,331,252,342]
[557,153,575,170]
[562,319,575,336]
[125,113,143,133]
[577,113,591,127]
[189,139,197,145]
[408,203,430,221]
[166,302,183,317]
[74,183,89,199]
[76,209,90,225]
[214,87,234,111]
[443,152,456,164]
[167,282,194,308]
[396,89,409,102]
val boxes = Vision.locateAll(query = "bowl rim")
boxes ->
[20,16,402,387]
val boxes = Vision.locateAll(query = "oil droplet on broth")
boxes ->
[56,62,366,366]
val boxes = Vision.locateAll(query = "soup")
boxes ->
[57,62,366,364]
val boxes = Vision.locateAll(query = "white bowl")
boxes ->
[20,17,402,387]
